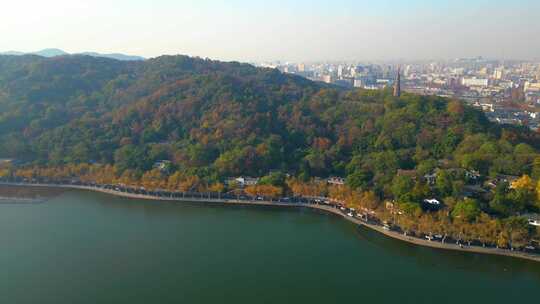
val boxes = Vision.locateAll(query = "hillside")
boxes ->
[0,55,539,191]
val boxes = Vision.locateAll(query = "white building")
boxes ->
[524,214,540,227]
[327,177,345,186]
[321,75,333,84]
[462,77,489,87]
[525,82,540,92]
[531,219,540,227]
[423,199,441,206]
[353,79,364,88]
[493,68,504,80]
[234,177,259,187]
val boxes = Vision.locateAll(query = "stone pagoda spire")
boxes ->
[393,66,401,97]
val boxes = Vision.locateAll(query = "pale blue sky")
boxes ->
[1,0,539,61]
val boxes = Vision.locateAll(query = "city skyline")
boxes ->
[1,0,540,62]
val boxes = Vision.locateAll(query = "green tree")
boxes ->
[259,172,286,187]
[391,175,415,201]
[114,145,149,173]
[503,217,530,249]
[346,169,373,191]
[452,198,481,222]
[489,182,514,216]
[531,157,540,180]
[436,170,453,197]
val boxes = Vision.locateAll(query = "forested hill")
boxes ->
[0,54,319,161]
[1,54,539,195]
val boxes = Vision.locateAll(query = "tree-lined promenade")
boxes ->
[1,164,539,251]
[1,174,540,263]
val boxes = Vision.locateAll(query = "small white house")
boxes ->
[524,214,540,227]
[529,219,540,227]
[234,177,259,187]
[327,177,345,186]
[423,198,441,206]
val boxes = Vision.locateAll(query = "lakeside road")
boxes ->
[1,182,540,263]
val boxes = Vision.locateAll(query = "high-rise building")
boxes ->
[321,75,333,84]
[393,67,401,97]
[493,67,504,80]
[525,81,540,92]
[353,79,364,88]
[479,67,489,76]
[404,65,412,77]
[337,65,344,78]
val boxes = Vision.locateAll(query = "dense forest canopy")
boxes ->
[1,55,538,186]
[2,54,540,248]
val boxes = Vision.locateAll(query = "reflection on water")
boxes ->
[87,189,540,279]
[357,224,540,279]
[0,184,66,199]
[0,188,538,304]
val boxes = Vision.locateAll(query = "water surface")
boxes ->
[0,190,538,304]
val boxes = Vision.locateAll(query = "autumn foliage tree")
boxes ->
[245,185,283,198]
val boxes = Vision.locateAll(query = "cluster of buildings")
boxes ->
[255,57,540,130]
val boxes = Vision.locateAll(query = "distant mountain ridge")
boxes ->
[78,52,145,61]
[0,48,145,61]
[0,51,25,56]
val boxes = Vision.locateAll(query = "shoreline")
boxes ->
[2,182,540,263]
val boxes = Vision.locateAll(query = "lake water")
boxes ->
[0,190,539,304]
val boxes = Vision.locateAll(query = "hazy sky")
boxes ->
[1,0,539,62]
